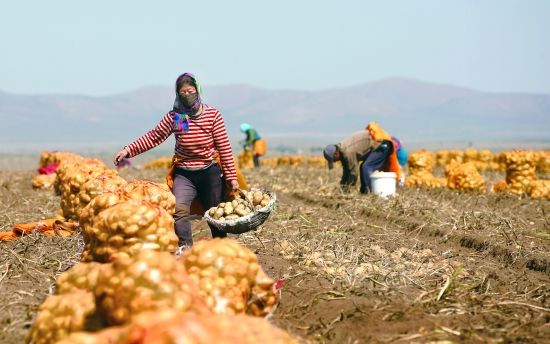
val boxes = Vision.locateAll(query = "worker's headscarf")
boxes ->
[240,123,252,133]
[173,72,204,117]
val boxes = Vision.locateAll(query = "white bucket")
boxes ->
[371,172,396,197]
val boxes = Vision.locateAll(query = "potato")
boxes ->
[214,207,224,220]
[224,204,234,216]
[252,191,263,206]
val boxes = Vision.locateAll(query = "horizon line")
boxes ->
[2,77,550,98]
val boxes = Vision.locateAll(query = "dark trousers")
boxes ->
[172,164,227,246]
[360,141,392,193]
[253,154,260,168]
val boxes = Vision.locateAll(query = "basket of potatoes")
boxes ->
[204,189,276,234]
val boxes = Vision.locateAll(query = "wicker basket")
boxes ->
[203,190,277,234]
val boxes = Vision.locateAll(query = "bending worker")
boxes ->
[240,123,266,168]
[323,121,403,193]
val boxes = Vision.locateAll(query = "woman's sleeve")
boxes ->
[125,113,173,157]
[212,112,237,182]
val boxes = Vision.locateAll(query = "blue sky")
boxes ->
[1,0,548,96]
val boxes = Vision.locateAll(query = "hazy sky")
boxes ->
[1,0,548,96]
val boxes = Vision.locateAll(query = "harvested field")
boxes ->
[1,165,549,343]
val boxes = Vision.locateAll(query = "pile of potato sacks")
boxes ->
[405,148,547,198]
[260,155,326,168]
[503,150,538,195]
[492,150,549,199]
[445,162,486,192]
[28,152,290,344]
[435,149,464,166]
[47,152,126,221]
[405,150,447,189]
[208,189,272,222]
[28,241,286,344]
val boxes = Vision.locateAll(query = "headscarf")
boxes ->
[173,72,204,118]
[366,121,401,178]
[240,123,252,133]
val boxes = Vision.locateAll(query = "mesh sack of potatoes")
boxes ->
[78,171,127,208]
[80,180,176,229]
[39,151,81,168]
[141,156,173,170]
[56,262,112,294]
[79,192,125,229]
[527,180,550,200]
[58,164,111,220]
[72,171,127,219]
[204,189,276,234]
[436,149,464,166]
[55,157,106,195]
[80,199,178,263]
[435,150,450,166]
[181,238,278,317]
[32,174,57,190]
[462,148,478,163]
[404,171,446,189]
[120,180,176,214]
[503,150,538,195]
[408,150,435,175]
[95,250,209,325]
[476,149,497,171]
[537,151,550,174]
[446,162,486,192]
[447,150,464,164]
[495,151,509,172]
[27,291,103,344]
[123,309,297,344]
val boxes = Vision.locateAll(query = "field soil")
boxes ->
[0,166,549,343]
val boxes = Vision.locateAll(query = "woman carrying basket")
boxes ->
[113,72,239,248]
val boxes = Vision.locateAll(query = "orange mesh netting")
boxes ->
[0,219,79,241]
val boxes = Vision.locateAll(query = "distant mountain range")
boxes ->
[1,78,549,153]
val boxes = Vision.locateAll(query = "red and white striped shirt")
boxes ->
[125,104,237,181]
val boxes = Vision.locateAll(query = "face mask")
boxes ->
[179,93,197,108]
